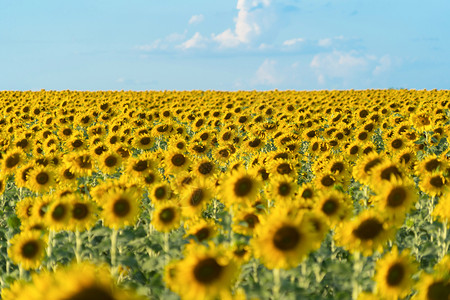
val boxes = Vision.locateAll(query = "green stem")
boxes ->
[47,230,54,270]
[441,220,448,261]
[352,251,363,300]
[273,268,281,300]
[111,228,118,276]
[253,259,259,284]
[164,232,170,267]
[19,265,24,280]
[75,230,82,263]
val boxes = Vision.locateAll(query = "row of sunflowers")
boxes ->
[0,89,449,299]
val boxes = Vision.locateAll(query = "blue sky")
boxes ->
[1,0,449,91]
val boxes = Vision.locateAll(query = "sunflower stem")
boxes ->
[46,230,54,270]
[163,231,170,267]
[428,196,435,224]
[440,220,448,261]
[351,251,363,300]
[273,268,281,300]
[111,228,118,277]
[252,259,259,283]
[19,265,24,280]
[75,230,82,263]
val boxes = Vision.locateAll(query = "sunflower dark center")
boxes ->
[277,163,292,175]
[52,204,67,221]
[387,187,407,207]
[249,138,261,148]
[73,203,89,220]
[273,226,301,251]
[76,156,92,169]
[63,128,72,136]
[278,183,291,196]
[190,189,204,206]
[425,159,440,172]
[322,199,339,215]
[36,172,49,185]
[380,166,402,181]
[352,218,383,240]
[364,158,382,174]
[22,167,33,181]
[193,145,206,153]
[176,142,185,149]
[133,160,148,172]
[159,208,175,223]
[234,248,247,257]
[358,132,368,140]
[198,162,213,175]
[350,146,359,155]
[321,175,335,187]
[113,199,131,217]
[391,139,403,149]
[219,149,230,158]
[331,162,344,174]
[244,214,259,228]
[195,227,210,242]
[6,153,20,169]
[302,189,313,199]
[234,177,253,197]
[105,155,118,167]
[64,169,75,179]
[21,241,39,259]
[426,281,450,300]
[400,154,411,164]
[66,286,115,300]
[72,139,83,148]
[430,176,444,188]
[171,154,186,167]
[155,187,166,199]
[140,137,151,145]
[386,263,405,286]
[193,257,223,284]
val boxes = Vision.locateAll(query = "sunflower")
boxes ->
[220,168,262,207]
[15,196,34,222]
[67,194,99,232]
[414,272,450,300]
[192,158,218,181]
[232,208,261,236]
[373,177,417,224]
[149,182,172,203]
[353,152,385,186]
[31,194,53,222]
[419,172,449,197]
[0,175,6,195]
[64,151,94,177]
[267,158,298,179]
[172,244,238,300]
[369,160,406,190]
[231,243,252,265]
[394,147,416,170]
[2,147,26,175]
[301,211,329,251]
[252,206,315,269]
[374,247,417,300]
[125,152,156,178]
[415,154,448,178]
[164,149,191,175]
[314,172,342,191]
[152,201,181,232]
[185,218,218,243]
[97,150,123,175]
[132,134,154,150]
[45,196,73,231]
[8,230,47,270]
[297,183,317,209]
[56,165,78,188]
[14,161,36,188]
[334,209,396,256]
[179,178,214,218]
[315,190,352,227]
[266,174,298,203]
[25,165,56,194]
[101,186,142,229]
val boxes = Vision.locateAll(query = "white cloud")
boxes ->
[318,38,332,47]
[253,59,280,86]
[283,37,304,46]
[373,55,391,75]
[310,51,372,84]
[212,0,272,48]
[136,31,187,51]
[189,14,204,25]
[178,32,207,49]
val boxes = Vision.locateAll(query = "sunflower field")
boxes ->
[0,89,449,300]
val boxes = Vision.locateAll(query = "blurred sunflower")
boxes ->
[180,178,214,218]
[374,247,417,300]
[232,208,261,236]
[152,201,181,233]
[252,206,314,269]
[8,230,47,270]
[25,165,56,194]
[315,190,352,227]
[220,167,261,207]
[68,194,99,232]
[267,174,297,203]
[101,187,142,229]
[149,182,172,203]
[172,244,238,300]
[97,150,123,175]
[45,196,72,231]
[419,172,448,197]
[414,272,450,300]
[353,152,385,186]
[334,209,396,256]
[2,147,26,175]
[164,150,191,175]
[185,218,218,243]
